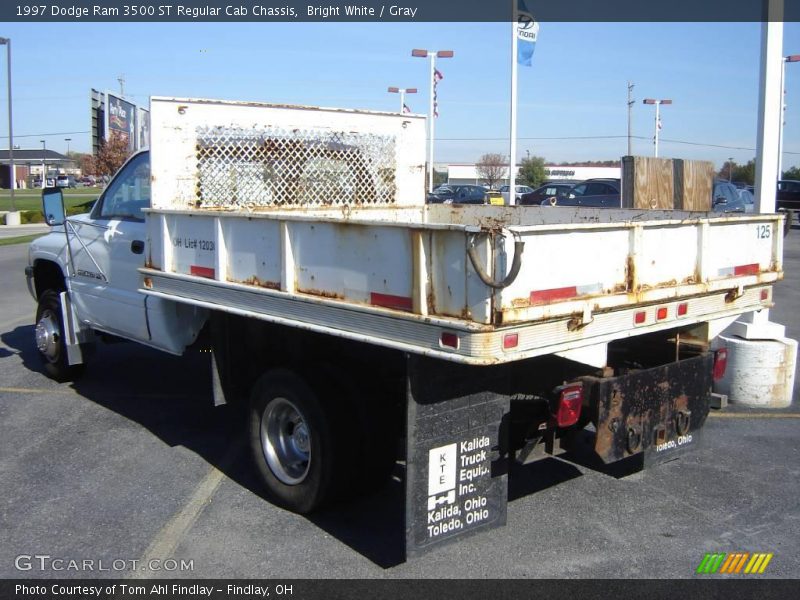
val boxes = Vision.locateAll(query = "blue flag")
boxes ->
[516,0,539,66]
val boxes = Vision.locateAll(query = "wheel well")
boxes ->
[33,260,66,299]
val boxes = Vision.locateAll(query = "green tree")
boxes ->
[518,155,547,188]
[782,165,800,180]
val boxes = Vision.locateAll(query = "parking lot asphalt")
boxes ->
[1,230,799,579]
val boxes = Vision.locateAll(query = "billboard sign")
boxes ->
[90,89,149,155]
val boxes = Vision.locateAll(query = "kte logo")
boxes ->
[696,552,774,574]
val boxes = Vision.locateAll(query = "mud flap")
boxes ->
[405,355,511,558]
[585,353,713,465]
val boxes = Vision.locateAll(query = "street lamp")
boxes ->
[40,140,46,189]
[412,48,454,193]
[387,87,417,114]
[778,54,800,178]
[0,37,15,211]
[643,98,673,158]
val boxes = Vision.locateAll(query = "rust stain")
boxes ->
[511,297,530,308]
[626,254,636,292]
[297,287,344,300]
[595,387,624,459]
[236,276,281,290]
[143,277,153,289]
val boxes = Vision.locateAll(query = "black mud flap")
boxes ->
[405,355,511,559]
[584,353,713,466]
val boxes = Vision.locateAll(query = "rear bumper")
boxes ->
[582,353,713,464]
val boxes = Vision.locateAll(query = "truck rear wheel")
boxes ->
[35,290,84,382]
[248,369,344,513]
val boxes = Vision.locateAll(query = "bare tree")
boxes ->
[89,132,132,178]
[476,153,508,189]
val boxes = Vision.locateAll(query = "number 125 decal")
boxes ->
[757,224,772,239]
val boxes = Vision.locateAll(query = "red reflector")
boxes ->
[734,263,760,276]
[760,288,769,301]
[190,265,215,279]
[656,307,668,321]
[634,311,646,325]
[713,348,728,381]
[530,286,578,304]
[370,292,413,312]
[503,333,519,349]
[677,302,688,316]
[555,384,583,428]
[440,332,459,349]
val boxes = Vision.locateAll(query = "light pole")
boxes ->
[412,48,453,193]
[40,139,46,189]
[643,98,672,157]
[0,37,15,210]
[387,87,417,114]
[65,137,71,156]
[627,82,635,156]
[778,54,800,178]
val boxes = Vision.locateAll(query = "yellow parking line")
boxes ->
[0,386,75,395]
[709,412,800,419]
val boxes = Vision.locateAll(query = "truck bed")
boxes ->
[142,203,782,365]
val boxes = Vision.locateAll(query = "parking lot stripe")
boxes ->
[133,439,243,579]
[0,386,75,395]
[133,465,225,579]
[708,412,800,419]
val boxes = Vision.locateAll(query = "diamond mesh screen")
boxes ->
[195,126,397,208]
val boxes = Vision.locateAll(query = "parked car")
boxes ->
[737,188,755,213]
[712,180,746,213]
[499,184,534,203]
[777,179,800,213]
[519,182,574,206]
[426,184,487,205]
[543,178,621,208]
[56,175,77,189]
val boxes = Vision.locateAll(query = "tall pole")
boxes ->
[428,54,436,193]
[509,14,519,205]
[40,139,46,189]
[778,57,786,177]
[65,137,71,156]
[654,101,660,157]
[627,81,634,156]
[0,37,14,210]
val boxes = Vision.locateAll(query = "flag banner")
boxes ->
[516,0,538,66]
[434,68,444,82]
[433,68,443,118]
[657,116,663,130]
[403,103,411,114]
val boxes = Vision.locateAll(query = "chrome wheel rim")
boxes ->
[261,397,311,485]
[35,309,60,363]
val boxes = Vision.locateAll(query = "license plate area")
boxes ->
[583,353,713,464]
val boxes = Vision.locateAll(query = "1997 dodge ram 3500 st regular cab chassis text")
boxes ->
[25,97,784,557]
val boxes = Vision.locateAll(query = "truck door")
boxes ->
[68,152,151,342]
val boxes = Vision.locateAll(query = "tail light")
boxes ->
[554,384,583,428]
[713,348,728,381]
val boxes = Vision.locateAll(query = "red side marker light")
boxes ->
[440,332,459,349]
[713,348,728,381]
[555,384,583,428]
[656,307,668,321]
[503,333,519,350]
[634,311,647,325]
[677,302,688,317]
[760,288,769,301]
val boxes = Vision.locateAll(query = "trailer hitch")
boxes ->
[467,230,525,290]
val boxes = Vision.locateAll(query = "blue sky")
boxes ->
[1,21,799,170]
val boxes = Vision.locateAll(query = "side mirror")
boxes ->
[42,187,66,226]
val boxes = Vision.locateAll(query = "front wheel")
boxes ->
[35,290,84,382]
[248,369,346,513]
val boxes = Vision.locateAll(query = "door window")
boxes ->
[96,153,151,220]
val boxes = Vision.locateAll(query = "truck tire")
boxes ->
[34,290,84,382]
[248,369,344,513]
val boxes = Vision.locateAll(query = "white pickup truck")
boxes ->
[26,97,784,557]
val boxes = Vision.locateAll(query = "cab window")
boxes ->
[96,152,150,220]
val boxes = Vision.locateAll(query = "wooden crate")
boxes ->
[621,156,675,209]
[673,159,714,211]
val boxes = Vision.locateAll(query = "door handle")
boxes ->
[131,240,145,255]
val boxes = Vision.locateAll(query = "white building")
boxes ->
[446,163,621,186]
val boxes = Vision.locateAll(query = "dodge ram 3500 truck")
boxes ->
[26,97,784,557]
